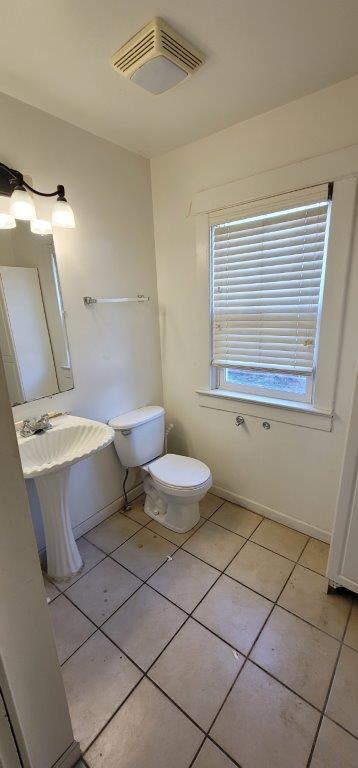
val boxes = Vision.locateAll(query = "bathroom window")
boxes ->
[210,184,332,404]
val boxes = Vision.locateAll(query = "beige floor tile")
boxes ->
[250,606,339,708]
[192,740,236,768]
[146,516,204,546]
[278,565,351,640]
[251,519,309,561]
[43,574,60,602]
[102,585,187,670]
[49,595,95,664]
[298,538,329,576]
[62,631,141,750]
[345,599,358,651]
[194,575,272,654]
[84,512,141,553]
[183,521,245,570]
[226,541,294,601]
[199,493,225,519]
[122,495,150,526]
[66,558,141,626]
[211,661,319,768]
[150,619,242,730]
[148,549,219,613]
[111,528,176,580]
[310,717,358,768]
[85,678,202,768]
[55,538,105,591]
[326,645,358,737]
[211,502,262,538]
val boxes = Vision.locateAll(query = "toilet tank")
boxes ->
[109,406,165,468]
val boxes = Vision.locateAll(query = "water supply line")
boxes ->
[121,423,173,512]
[122,468,131,511]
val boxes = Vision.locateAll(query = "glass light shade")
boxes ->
[52,199,75,228]
[10,187,36,221]
[30,219,53,236]
[0,195,16,229]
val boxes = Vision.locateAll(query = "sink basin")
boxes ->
[18,415,114,478]
[18,415,114,581]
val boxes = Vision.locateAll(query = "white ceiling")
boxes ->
[1,1,358,157]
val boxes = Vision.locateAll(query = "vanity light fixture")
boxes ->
[30,219,53,236]
[0,194,16,229]
[52,196,75,229]
[10,183,37,221]
[0,162,75,230]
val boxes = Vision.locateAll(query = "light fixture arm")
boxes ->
[0,162,66,199]
[22,180,66,199]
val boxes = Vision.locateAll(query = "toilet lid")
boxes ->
[149,453,211,489]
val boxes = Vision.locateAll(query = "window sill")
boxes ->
[196,389,333,431]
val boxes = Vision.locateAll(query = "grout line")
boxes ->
[59,576,145,638]
[45,501,323,598]
[60,625,99,667]
[206,540,300,746]
[82,509,310,757]
[79,502,247,756]
[83,537,242,755]
[323,712,358,741]
[306,600,354,767]
[209,514,263,541]
[187,736,206,768]
[206,738,244,768]
[60,510,213,641]
[59,505,220,667]
[209,515,329,578]
[45,506,148,597]
[322,712,358,742]
[53,497,355,765]
[95,526,340,647]
[82,673,145,755]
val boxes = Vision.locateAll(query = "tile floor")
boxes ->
[43,493,358,768]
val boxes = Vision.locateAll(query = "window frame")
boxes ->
[194,164,357,426]
[208,192,331,405]
[218,367,313,404]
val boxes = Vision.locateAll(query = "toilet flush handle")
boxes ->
[235,416,245,427]
[121,429,132,436]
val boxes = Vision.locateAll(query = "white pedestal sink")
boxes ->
[18,415,114,581]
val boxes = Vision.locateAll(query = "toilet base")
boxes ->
[143,476,200,533]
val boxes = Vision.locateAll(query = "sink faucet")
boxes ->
[20,414,53,437]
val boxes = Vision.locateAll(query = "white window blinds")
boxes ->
[211,185,331,375]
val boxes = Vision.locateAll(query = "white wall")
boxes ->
[0,92,162,549]
[151,75,358,539]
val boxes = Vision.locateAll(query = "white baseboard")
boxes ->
[211,484,331,543]
[72,482,144,539]
[38,483,144,562]
[51,741,81,768]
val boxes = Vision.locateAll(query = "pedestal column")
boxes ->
[35,467,83,581]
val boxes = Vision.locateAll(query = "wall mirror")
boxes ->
[0,221,74,405]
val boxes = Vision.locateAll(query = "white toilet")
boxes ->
[109,406,212,533]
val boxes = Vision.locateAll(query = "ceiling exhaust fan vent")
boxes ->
[111,18,205,94]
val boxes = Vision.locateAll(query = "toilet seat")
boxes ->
[148,453,212,497]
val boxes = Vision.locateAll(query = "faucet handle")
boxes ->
[39,413,52,428]
[19,418,33,437]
